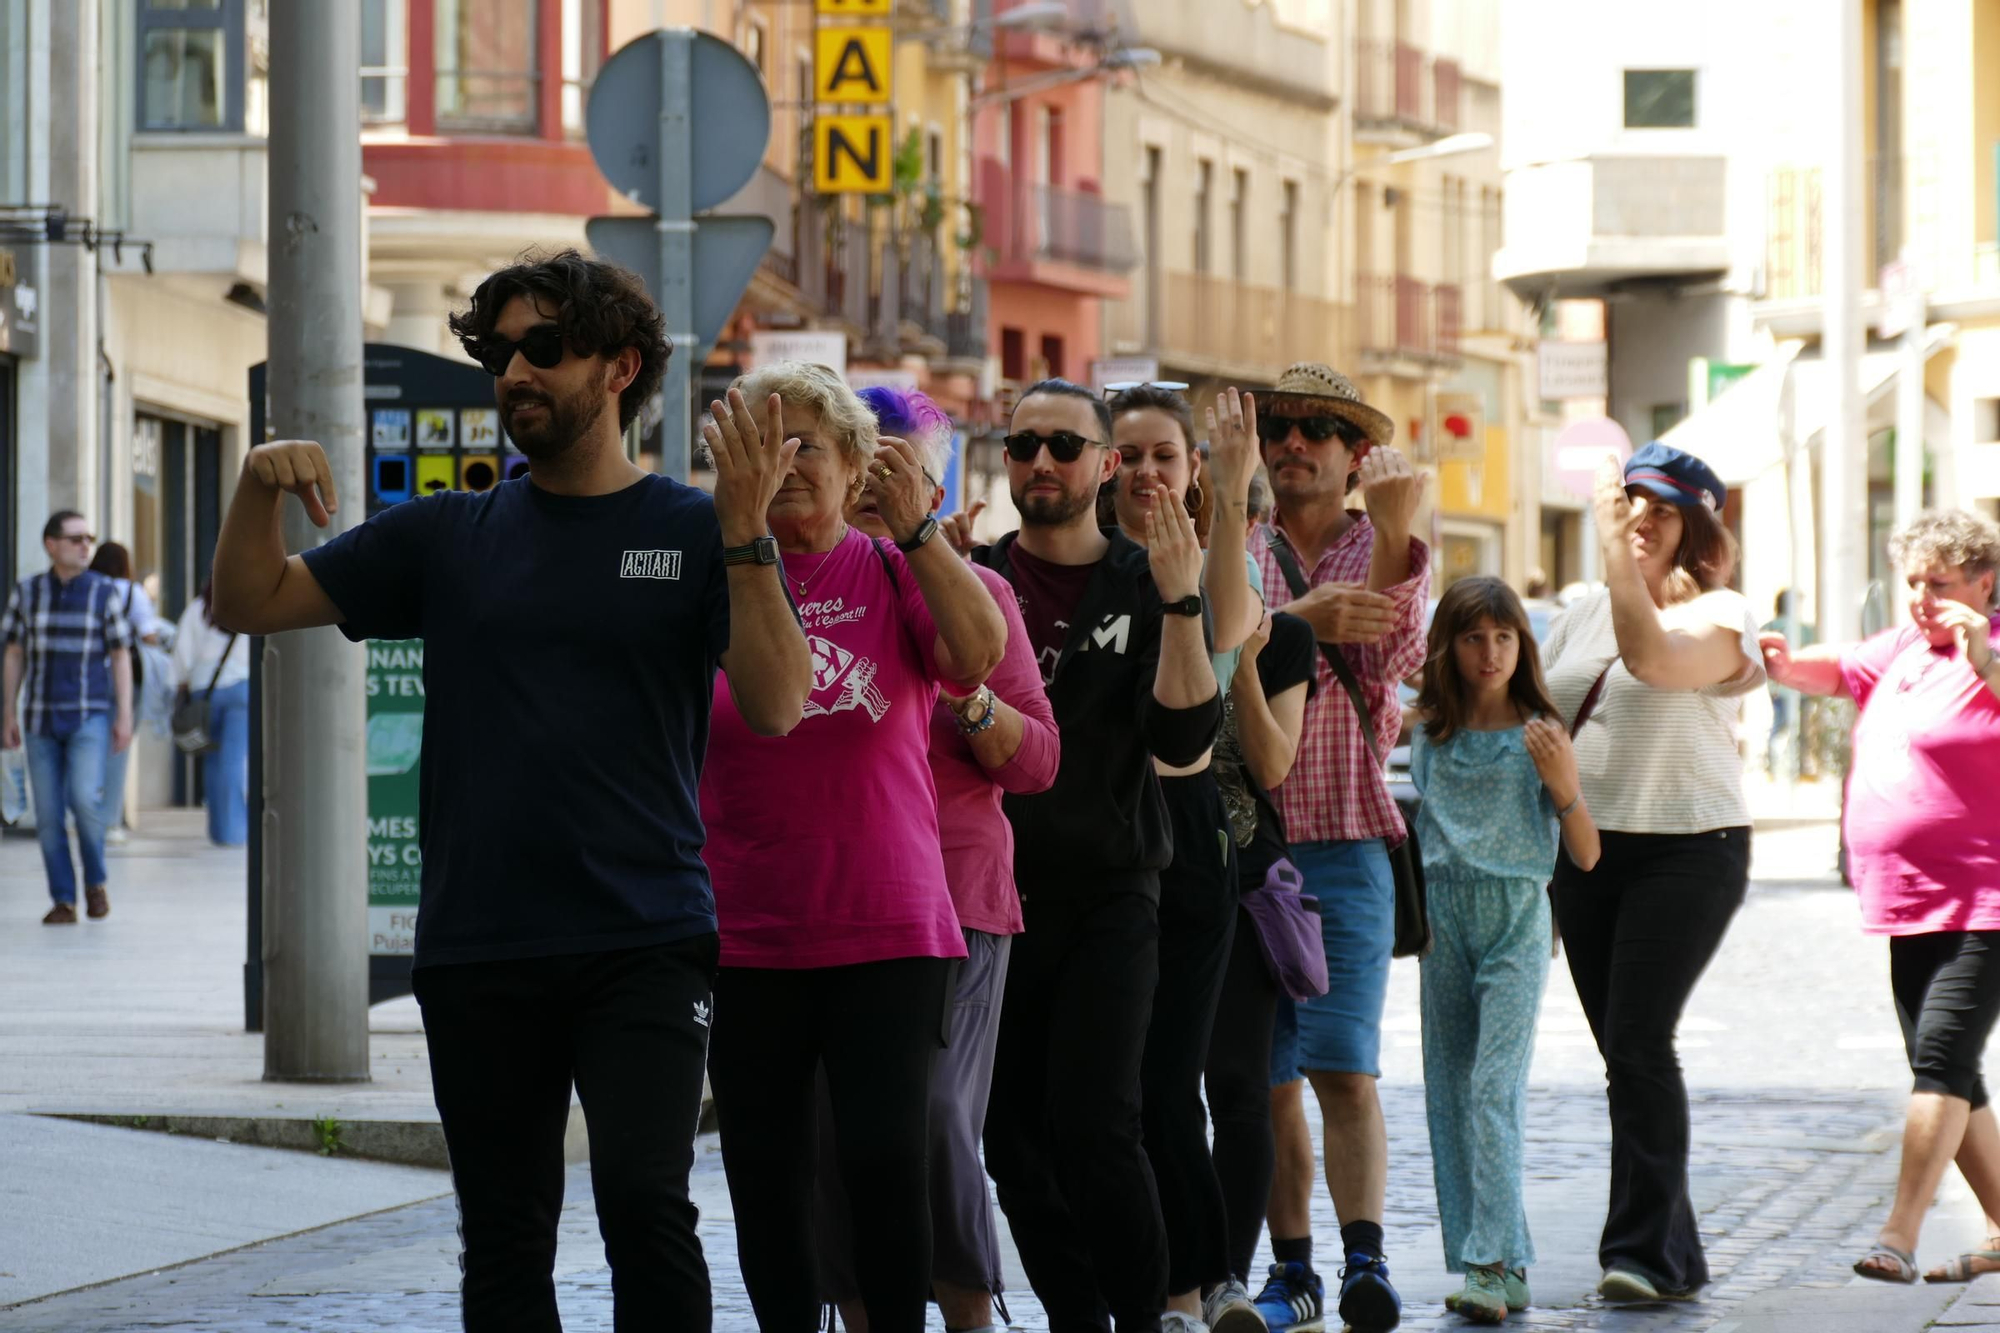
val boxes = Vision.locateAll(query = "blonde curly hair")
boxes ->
[1888,509,2000,606]
[730,360,879,492]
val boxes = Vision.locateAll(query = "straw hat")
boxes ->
[1267,362,1395,449]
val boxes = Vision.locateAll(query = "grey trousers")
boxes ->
[817,927,1014,1300]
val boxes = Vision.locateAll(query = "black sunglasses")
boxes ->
[1258,412,1366,447]
[1004,430,1101,463]
[472,324,567,377]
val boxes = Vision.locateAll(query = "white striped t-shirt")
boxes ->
[1543,587,1764,835]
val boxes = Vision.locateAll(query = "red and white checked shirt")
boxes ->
[1251,514,1430,846]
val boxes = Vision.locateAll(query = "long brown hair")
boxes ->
[1417,576,1559,745]
[1659,499,1738,606]
[1100,384,1213,544]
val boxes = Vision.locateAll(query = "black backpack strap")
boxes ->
[870,536,900,592]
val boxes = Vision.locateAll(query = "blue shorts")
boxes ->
[1270,838,1396,1084]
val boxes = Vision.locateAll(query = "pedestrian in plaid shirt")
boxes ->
[1243,364,1430,1333]
[2,511,135,925]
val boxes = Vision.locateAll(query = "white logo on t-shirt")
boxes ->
[620,549,682,580]
[805,634,891,722]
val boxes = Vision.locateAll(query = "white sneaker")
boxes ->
[1205,1278,1269,1333]
[1162,1313,1211,1333]
[105,827,127,847]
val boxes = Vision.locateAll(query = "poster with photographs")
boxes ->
[372,409,412,451]
[416,408,456,450]
[460,407,500,450]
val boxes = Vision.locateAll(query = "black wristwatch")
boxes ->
[1161,593,1204,617]
[722,535,779,567]
[896,514,940,553]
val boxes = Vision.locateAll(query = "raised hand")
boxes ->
[1146,487,1204,603]
[939,500,987,557]
[246,441,338,528]
[1288,582,1397,645]
[705,389,800,547]
[1242,608,1274,661]
[862,435,935,546]
[1932,599,1996,673]
[1358,444,1425,535]
[1205,388,1258,508]
[1523,716,1581,809]
[1593,456,1645,553]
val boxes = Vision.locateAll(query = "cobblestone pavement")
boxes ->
[8,825,1994,1332]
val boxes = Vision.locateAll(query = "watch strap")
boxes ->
[1161,594,1204,617]
[896,514,940,553]
[722,535,778,567]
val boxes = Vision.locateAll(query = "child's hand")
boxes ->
[1524,717,1581,811]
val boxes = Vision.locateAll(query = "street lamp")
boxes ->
[968,49,1160,108]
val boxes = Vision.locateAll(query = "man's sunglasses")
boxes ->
[1004,430,1101,463]
[471,324,567,377]
[55,533,94,546]
[1258,412,1366,447]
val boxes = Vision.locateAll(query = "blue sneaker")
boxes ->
[1251,1261,1324,1333]
[1337,1252,1401,1332]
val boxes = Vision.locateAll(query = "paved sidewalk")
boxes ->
[9,813,1999,1331]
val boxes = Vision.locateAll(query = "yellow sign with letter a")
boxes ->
[814,115,894,193]
[814,27,892,104]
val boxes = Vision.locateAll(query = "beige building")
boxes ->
[1098,0,1539,589]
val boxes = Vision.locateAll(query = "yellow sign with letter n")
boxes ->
[814,114,894,193]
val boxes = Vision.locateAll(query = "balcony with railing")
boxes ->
[1354,39,1451,144]
[1353,273,1460,370]
[977,156,1137,297]
[1108,273,1353,382]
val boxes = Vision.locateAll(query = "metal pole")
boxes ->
[263,0,370,1082]
[1821,0,1867,644]
[657,32,694,481]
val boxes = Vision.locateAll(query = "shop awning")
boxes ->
[1659,325,1955,485]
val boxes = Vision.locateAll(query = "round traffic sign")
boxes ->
[587,30,772,215]
[1550,417,1632,502]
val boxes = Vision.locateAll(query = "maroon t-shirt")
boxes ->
[1006,541,1097,685]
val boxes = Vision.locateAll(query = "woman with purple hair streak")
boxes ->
[813,385,1061,1333]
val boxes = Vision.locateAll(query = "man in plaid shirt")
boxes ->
[1245,364,1429,1333]
[2,510,134,925]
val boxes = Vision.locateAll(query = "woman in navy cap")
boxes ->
[1540,442,1766,1302]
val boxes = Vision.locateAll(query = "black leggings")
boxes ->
[707,956,952,1333]
[1890,931,2000,1108]
[1205,900,1281,1285]
[1143,772,1238,1296]
[412,936,718,1333]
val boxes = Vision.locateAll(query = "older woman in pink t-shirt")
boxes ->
[811,386,1060,1333]
[697,362,1007,1333]
[1763,508,2000,1285]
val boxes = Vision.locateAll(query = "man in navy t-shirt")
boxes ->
[209,250,810,1331]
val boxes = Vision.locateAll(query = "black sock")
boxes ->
[1342,1220,1386,1262]
[1273,1235,1314,1273]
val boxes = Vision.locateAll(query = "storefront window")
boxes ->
[137,0,247,132]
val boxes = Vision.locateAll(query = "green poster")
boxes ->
[365,640,424,955]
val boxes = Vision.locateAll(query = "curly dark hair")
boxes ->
[447,249,671,431]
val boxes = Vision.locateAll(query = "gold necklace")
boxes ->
[790,526,846,597]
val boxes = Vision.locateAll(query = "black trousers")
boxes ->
[1143,773,1237,1296]
[1205,902,1281,1285]
[1551,827,1748,1293]
[412,935,718,1333]
[1890,931,2000,1109]
[707,956,952,1333]
[986,888,1168,1333]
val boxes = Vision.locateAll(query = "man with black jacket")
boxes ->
[974,378,1223,1333]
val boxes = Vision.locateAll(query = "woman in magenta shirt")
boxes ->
[1762,508,2000,1284]
[697,363,1007,1333]
[814,386,1060,1333]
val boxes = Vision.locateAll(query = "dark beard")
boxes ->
[501,384,607,461]
[1016,484,1098,528]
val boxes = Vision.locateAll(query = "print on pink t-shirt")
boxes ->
[1840,618,2000,935]
[702,528,969,968]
